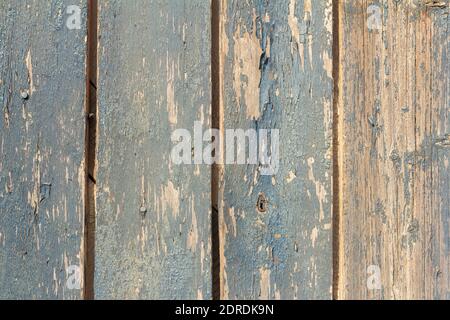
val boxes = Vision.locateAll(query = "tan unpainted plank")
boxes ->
[337,0,449,299]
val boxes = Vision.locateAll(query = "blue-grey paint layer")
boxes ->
[0,0,87,299]
[218,0,333,299]
[95,0,212,299]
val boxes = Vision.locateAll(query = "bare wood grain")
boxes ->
[337,0,449,299]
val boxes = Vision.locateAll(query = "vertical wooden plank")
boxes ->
[218,0,334,299]
[337,0,449,299]
[95,0,212,299]
[429,2,449,299]
[0,1,87,299]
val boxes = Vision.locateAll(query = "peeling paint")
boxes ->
[25,50,36,96]
[307,157,327,222]
[187,197,199,252]
[167,56,178,125]
[259,267,271,299]
[232,12,262,120]
[160,181,180,218]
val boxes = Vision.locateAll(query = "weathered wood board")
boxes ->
[0,1,87,299]
[1,0,448,301]
[217,0,334,299]
[95,0,212,299]
[336,0,449,299]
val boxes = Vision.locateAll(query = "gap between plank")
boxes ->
[84,0,98,300]
[211,0,221,301]
[332,0,343,300]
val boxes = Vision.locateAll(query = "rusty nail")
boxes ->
[257,193,268,213]
[139,206,147,217]
[20,89,29,100]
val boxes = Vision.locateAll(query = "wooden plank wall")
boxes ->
[217,0,333,299]
[94,0,212,299]
[0,0,448,300]
[336,0,449,299]
[0,0,87,299]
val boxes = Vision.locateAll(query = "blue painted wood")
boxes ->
[217,0,334,299]
[95,0,212,299]
[0,0,87,299]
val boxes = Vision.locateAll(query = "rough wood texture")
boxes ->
[95,0,212,299]
[217,0,334,299]
[0,1,87,299]
[337,0,449,299]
